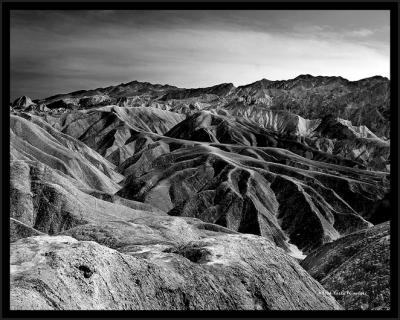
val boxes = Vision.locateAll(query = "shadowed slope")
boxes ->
[10,156,342,311]
[233,75,390,138]
[34,106,185,166]
[165,111,389,171]
[116,135,386,255]
[10,114,122,193]
[301,222,390,310]
[24,75,389,137]
[10,160,164,235]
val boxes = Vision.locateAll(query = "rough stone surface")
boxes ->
[301,222,390,310]
[10,114,123,193]
[10,160,164,235]
[35,106,185,166]
[10,235,342,310]
[10,218,45,243]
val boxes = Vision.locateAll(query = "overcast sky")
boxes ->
[10,10,390,100]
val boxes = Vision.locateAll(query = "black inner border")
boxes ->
[1,2,399,319]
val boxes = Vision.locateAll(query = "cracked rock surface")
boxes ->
[11,235,342,310]
[301,222,390,310]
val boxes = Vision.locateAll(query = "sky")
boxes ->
[10,10,390,100]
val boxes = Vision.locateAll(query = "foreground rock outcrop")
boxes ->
[10,234,342,310]
[301,222,390,310]
[9,156,342,310]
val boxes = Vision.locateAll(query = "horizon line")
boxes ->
[14,73,390,102]
[105,73,390,89]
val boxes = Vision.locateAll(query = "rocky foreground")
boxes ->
[9,75,391,310]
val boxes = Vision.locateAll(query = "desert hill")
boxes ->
[9,74,391,310]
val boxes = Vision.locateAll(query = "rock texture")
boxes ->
[232,75,390,139]
[117,124,387,255]
[10,235,342,310]
[25,74,389,138]
[10,218,45,243]
[25,106,185,166]
[9,156,342,310]
[10,159,164,234]
[301,222,390,310]
[10,113,124,193]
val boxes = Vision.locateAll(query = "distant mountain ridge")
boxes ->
[25,74,389,102]
[13,74,389,139]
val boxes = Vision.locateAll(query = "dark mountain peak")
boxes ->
[214,82,235,88]
[159,82,236,101]
[114,80,177,90]
[11,95,35,109]
[364,75,389,80]
[12,95,31,103]
[294,74,314,80]
[238,78,272,90]
[355,75,390,84]
[181,82,235,92]
[291,74,349,84]
[205,82,236,93]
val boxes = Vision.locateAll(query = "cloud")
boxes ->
[347,28,374,37]
[10,10,390,100]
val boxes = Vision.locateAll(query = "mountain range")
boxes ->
[9,75,391,311]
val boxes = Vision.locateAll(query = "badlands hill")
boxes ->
[17,74,390,139]
[9,75,391,311]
